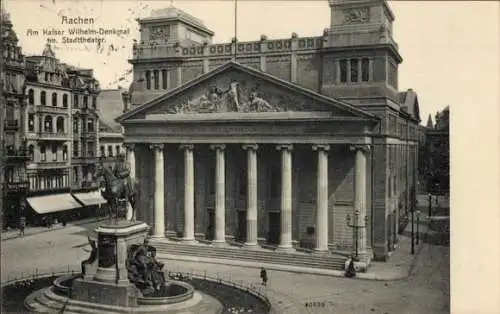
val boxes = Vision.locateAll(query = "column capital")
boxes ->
[149,143,164,151]
[123,143,135,150]
[349,144,371,154]
[179,143,194,151]
[276,144,293,151]
[242,144,259,151]
[312,144,330,152]
[210,144,226,151]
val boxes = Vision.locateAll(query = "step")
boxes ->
[152,241,345,270]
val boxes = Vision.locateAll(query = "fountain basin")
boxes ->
[137,280,194,305]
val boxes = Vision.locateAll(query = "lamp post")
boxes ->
[416,210,421,245]
[428,193,432,217]
[346,210,368,261]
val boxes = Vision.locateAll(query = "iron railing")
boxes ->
[0,266,272,310]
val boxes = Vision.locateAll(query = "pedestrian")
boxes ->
[344,255,356,278]
[19,216,26,238]
[260,267,268,286]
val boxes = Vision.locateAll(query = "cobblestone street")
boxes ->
[1,213,449,314]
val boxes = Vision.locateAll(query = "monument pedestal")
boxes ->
[72,220,149,307]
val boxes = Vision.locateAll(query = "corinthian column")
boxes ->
[243,144,258,247]
[125,143,136,220]
[277,144,294,252]
[349,144,370,260]
[150,144,165,238]
[180,144,196,243]
[210,144,226,246]
[313,144,330,252]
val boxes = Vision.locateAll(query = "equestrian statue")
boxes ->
[94,154,138,223]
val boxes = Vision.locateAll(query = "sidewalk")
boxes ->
[0,217,106,242]
[158,219,431,281]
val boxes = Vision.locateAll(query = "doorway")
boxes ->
[236,210,247,243]
[267,211,281,245]
[206,210,215,240]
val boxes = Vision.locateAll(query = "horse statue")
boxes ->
[94,155,138,223]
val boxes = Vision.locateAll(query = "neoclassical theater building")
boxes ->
[117,0,420,263]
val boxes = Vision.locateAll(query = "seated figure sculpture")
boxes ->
[126,238,166,294]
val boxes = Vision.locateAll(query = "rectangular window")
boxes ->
[339,60,347,83]
[153,70,159,90]
[116,145,120,156]
[350,59,359,82]
[40,146,46,161]
[73,118,79,133]
[270,167,280,199]
[73,141,79,157]
[100,145,105,157]
[52,145,57,161]
[239,166,247,197]
[161,70,167,89]
[145,71,151,90]
[361,58,370,82]
[108,146,113,157]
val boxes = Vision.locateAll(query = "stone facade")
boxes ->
[119,0,421,262]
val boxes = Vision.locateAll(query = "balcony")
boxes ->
[4,119,19,131]
[71,181,99,192]
[81,131,97,140]
[5,180,30,193]
[37,131,68,141]
[36,160,69,169]
[5,147,31,163]
[72,154,98,164]
[35,105,69,115]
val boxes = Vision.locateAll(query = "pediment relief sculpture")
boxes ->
[167,81,281,114]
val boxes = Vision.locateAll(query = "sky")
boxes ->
[3,0,499,124]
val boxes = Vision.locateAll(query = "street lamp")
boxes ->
[346,210,368,261]
[428,193,432,217]
[416,210,421,245]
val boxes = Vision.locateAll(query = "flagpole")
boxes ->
[233,0,237,61]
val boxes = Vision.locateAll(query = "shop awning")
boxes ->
[72,190,107,206]
[27,194,82,214]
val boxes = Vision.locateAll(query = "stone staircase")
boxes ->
[150,240,346,271]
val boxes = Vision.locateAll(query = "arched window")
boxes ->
[52,92,57,106]
[28,145,34,160]
[44,73,49,82]
[40,91,46,106]
[73,94,79,108]
[83,95,88,108]
[145,70,151,90]
[92,96,97,109]
[28,89,34,105]
[62,94,68,108]
[63,145,68,160]
[56,117,65,133]
[44,115,53,132]
[28,114,35,132]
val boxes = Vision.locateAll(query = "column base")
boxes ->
[313,247,329,254]
[276,244,295,253]
[150,234,166,240]
[180,238,197,244]
[212,240,228,247]
[242,242,260,249]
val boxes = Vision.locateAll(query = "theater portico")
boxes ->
[116,61,390,266]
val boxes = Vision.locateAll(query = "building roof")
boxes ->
[139,6,214,36]
[97,89,125,133]
[397,88,421,122]
[117,60,380,123]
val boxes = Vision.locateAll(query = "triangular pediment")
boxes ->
[117,61,377,122]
